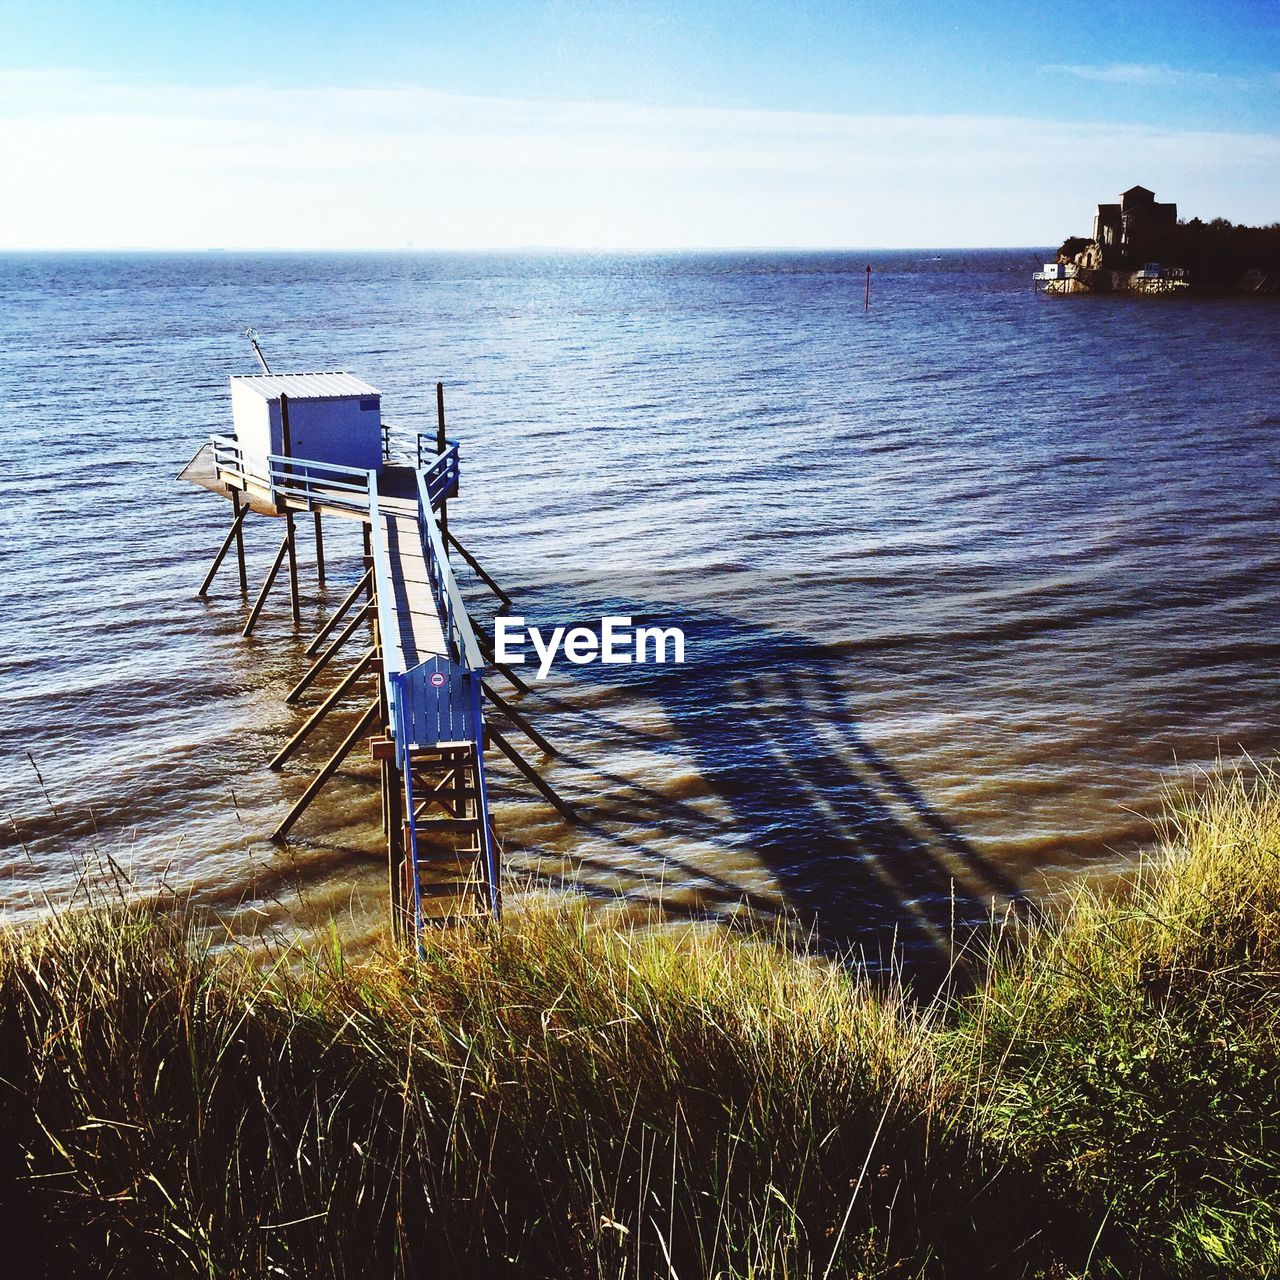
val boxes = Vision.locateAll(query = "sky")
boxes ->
[1,0,1278,249]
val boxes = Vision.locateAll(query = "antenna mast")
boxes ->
[245,328,272,373]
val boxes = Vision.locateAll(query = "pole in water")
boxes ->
[313,511,326,587]
[232,489,248,593]
[865,265,871,312]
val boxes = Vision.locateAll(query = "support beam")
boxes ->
[380,756,390,834]
[386,754,405,940]
[271,698,381,842]
[446,529,513,609]
[232,490,248,593]
[484,682,557,757]
[268,647,376,770]
[286,602,371,703]
[243,531,291,636]
[198,501,250,597]
[471,617,532,695]
[285,511,300,625]
[488,725,576,822]
[313,511,326,587]
[304,568,372,656]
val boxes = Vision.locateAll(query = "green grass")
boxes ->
[2,764,1279,1277]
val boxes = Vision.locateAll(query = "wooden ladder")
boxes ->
[400,741,499,932]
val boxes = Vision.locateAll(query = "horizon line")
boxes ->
[0,243,1057,255]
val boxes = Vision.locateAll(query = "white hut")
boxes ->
[230,372,383,471]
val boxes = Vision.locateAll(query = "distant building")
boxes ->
[1092,185,1178,253]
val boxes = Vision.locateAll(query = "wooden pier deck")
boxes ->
[375,501,448,667]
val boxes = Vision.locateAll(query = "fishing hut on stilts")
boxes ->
[180,334,571,943]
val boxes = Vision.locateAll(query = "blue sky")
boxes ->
[2,0,1278,248]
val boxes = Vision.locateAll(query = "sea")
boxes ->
[2,250,1278,969]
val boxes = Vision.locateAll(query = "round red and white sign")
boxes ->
[429,671,446,688]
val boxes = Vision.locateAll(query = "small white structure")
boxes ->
[230,372,383,472]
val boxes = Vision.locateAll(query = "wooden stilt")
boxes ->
[243,531,291,636]
[386,755,405,938]
[471,620,532,694]
[375,652,390,838]
[268,647,376,770]
[446,529,513,608]
[304,568,372,656]
[313,511,326,587]
[488,725,576,822]
[232,490,248,594]
[285,511,300,625]
[271,697,381,842]
[286,603,371,703]
[483,682,557,756]
[380,757,390,835]
[198,501,250,597]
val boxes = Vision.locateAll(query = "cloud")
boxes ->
[1,70,1278,248]
[1041,62,1280,91]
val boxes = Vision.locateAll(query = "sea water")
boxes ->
[2,250,1277,967]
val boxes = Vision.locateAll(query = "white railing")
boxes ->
[210,434,374,514]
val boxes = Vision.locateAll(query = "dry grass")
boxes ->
[2,763,1280,1277]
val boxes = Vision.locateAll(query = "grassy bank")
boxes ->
[1,768,1279,1278]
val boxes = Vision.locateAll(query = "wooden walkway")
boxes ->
[376,499,448,666]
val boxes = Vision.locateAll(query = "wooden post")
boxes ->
[270,697,381,841]
[375,649,390,838]
[286,603,371,702]
[380,757,390,835]
[365,520,379,642]
[483,682,557,756]
[436,381,448,545]
[386,757,405,938]
[446,529,513,608]
[198,501,250,597]
[488,725,576,822]
[268,647,375,769]
[471,616,532,694]
[279,390,294,459]
[305,567,372,655]
[232,490,248,594]
[313,511,326,587]
[284,511,300,626]
[243,531,291,636]
[277,390,300,625]
[865,264,871,312]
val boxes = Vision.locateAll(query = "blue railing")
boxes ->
[421,441,460,510]
[415,463,480,670]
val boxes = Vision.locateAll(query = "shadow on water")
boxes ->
[516,603,1028,987]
